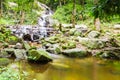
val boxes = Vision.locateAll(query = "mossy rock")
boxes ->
[8,36,20,45]
[2,42,9,48]
[74,30,82,36]
[14,49,26,60]
[45,36,59,44]
[0,50,10,58]
[3,48,15,54]
[79,38,106,49]
[47,44,62,54]
[28,49,52,63]
[83,40,105,49]
[0,58,10,66]
[69,28,76,35]
[23,41,31,50]
[93,48,120,60]
[87,31,100,38]
[28,49,41,61]
[61,41,76,49]
[69,29,82,36]
[62,48,89,58]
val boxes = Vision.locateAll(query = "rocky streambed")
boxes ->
[0,23,120,65]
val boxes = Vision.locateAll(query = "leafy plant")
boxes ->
[53,3,83,23]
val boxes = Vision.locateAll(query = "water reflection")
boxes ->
[8,57,120,80]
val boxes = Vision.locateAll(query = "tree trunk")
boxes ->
[59,0,62,7]
[79,0,84,5]
[94,18,101,31]
[0,0,3,17]
[20,11,25,24]
[94,0,101,31]
[63,0,66,5]
[72,0,76,27]
[94,0,98,5]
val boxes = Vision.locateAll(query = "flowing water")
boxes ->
[9,2,54,41]
[7,56,120,80]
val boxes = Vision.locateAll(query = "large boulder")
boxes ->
[78,37,107,49]
[62,48,89,58]
[27,49,52,63]
[14,49,26,60]
[75,24,88,33]
[2,48,27,60]
[3,48,15,55]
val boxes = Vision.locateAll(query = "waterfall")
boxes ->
[38,3,53,38]
[8,2,55,42]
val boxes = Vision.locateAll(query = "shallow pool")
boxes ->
[7,56,120,80]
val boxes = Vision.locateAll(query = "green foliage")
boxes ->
[92,0,120,19]
[1,0,41,25]
[53,3,83,23]
[0,18,13,25]
[0,66,26,80]
[0,26,19,43]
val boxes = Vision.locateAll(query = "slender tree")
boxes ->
[72,0,76,27]
[0,0,3,17]
[93,0,101,31]
[59,0,62,7]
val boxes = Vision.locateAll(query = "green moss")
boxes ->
[28,49,41,61]
[0,66,26,80]
[28,49,52,62]
[2,42,9,48]
[0,58,10,66]
[62,41,76,49]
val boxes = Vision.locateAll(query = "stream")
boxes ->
[3,2,120,80]
[7,56,120,80]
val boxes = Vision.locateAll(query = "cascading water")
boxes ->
[9,2,55,41]
[38,8,53,38]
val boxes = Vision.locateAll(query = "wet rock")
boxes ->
[8,36,20,45]
[62,48,89,58]
[14,43,23,49]
[75,24,88,33]
[0,58,10,66]
[47,44,61,54]
[14,49,26,60]
[27,49,52,63]
[87,31,100,38]
[69,28,82,36]
[3,48,15,55]
[23,41,31,50]
[3,48,27,60]
[62,24,72,28]
[2,42,9,48]
[78,37,107,49]
[44,36,59,44]
[69,28,76,35]
[114,24,120,29]
[61,41,76,49]
[0,50,10,58]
